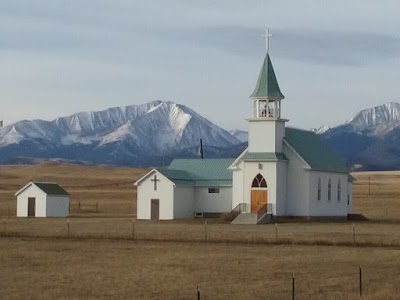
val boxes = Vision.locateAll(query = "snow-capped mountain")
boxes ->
[229,129,248,143]
[0,101,242,166]
[3,101,400,170]
[341,102,400,135]
[320,102,400,170]
[312,125,331,134]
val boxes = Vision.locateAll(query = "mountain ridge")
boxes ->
[0,100,242,166]
[2,101,400,170]
[319,102,400,170]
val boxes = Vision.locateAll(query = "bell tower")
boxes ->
[247,28,288,153]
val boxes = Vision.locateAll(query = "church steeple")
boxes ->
[247,28,288,154]
[250,28,284,119]
[250,53,285,100]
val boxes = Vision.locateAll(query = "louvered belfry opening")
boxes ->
[252,173,268,188]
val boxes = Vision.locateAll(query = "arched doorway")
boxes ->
[251,174,268,213]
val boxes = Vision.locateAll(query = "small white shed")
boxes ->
[15,181,70,217]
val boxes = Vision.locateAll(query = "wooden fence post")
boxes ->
[292,273,295,300]
[204,221,208,242]
[78,201,81,212]
[359,265,362,297]
[352,223,356,244]
[3,218,6,235]
[197,286,201,300]
[67,218,70,238]
[275,223,278,241]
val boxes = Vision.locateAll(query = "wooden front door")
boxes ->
[28,197,36,217]
[151,199,159,221]
[251,190,267,213]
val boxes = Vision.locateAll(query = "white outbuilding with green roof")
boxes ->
[15,181,70,218]
[134,33,352,222]
[135,159,234,220]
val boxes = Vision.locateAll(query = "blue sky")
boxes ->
[1,0,399,130]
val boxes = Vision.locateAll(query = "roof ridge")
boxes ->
[284,128,348,173]
[286,127,314,133]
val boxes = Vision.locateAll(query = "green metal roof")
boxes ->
[284,128,348,173]
[161,158,234,186]
[157,169,195,186]
[34,182,70,196]
[243,152,288,161]
[250,53,285,100]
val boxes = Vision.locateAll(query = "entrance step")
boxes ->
[231,212,273,225]
[231,213,257,225]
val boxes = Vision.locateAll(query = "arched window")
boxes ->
[328,179,332,201]
[317,178,321,201]
[252,174,267,188]
[337,180,341,201]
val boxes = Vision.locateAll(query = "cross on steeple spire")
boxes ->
[250,27,284,119]
[250,29,284,100]
[262,27,273,53]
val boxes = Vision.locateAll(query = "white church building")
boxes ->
[135,41,353,223]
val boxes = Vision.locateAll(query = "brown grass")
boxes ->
[352,171,400,221]
[4,217,400,248]
[2,164,400,298]
[0,162,149,217]
[2,237,400,299]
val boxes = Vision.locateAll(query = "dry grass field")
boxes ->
[352,171,400,221]
[2,237,400,300]
[0,162,149,217]
[2,163,400,299]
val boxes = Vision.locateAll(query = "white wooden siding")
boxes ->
[308,171,350,217]
[46,195,69,217]
[276,161,287,215]
[16,185,47,217]
[248,119,286,152]
[347,182,353,214]
[174,186,194,218]
[284,143,311,216]
[136,171,174,220]
[194,187,232,213]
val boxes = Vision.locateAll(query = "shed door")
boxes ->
[28,197,36,217]
[151,199,159,221]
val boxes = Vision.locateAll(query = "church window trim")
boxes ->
[328,179,332,201]
[252,173,268,188]
[317,178,321,201]
[337,180,341,202]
